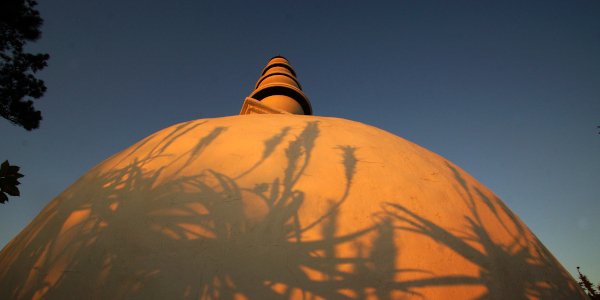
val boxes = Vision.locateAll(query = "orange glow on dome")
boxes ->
[0,58,586,299]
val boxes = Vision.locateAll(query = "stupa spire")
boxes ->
[240,56,313,115]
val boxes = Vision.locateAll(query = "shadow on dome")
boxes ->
[383,162,584,300]
[0,120,586,299]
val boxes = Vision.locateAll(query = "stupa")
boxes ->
[0,57,586,299]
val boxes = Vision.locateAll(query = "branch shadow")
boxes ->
[2,121,396,299]
[0,121,584,299]
[383,162,585,300]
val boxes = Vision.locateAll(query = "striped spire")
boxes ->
[241,56,312,115]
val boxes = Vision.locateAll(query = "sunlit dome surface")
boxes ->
[0,58,586,299]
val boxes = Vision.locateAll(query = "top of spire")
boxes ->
[240,56,312,115]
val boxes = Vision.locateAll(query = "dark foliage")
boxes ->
[0,160,24,204]
[577,266,600,299]
[0,0,48,130]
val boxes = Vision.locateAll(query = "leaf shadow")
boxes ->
[0,122,585,299]
[383,162,585,300]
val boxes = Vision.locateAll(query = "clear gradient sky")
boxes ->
[1,0,599,281]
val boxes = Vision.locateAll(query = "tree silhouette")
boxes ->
[577,266,600,299]
[0,160,24,204]
[1,0,49,204]
[1,0,49,130]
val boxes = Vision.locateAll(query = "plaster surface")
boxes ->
[0,114,585,299]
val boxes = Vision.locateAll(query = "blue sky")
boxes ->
[1,0,599,281]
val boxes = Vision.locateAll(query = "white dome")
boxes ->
[0,114,585,299]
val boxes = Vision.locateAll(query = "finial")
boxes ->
[240,56,313,115]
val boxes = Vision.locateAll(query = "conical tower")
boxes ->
[240,56,312,115]
[0,57,586,299]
